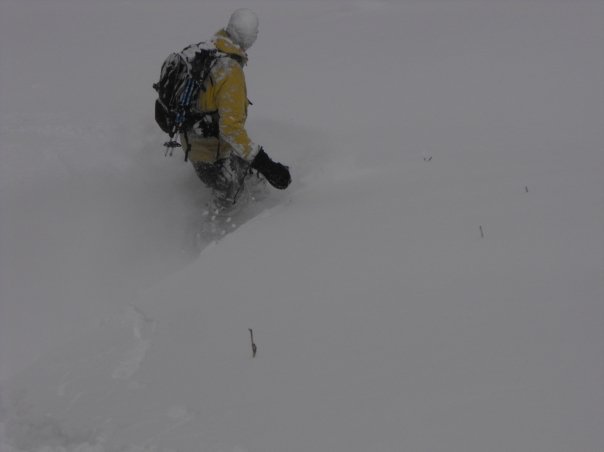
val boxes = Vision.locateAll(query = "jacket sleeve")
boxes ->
[216,62,259,161]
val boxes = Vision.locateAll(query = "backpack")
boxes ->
[153,42,222,161]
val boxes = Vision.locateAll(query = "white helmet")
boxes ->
[226,9,259,51]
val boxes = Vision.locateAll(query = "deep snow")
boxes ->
[1,1,603,451]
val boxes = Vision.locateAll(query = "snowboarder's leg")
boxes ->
[192,160,222,188]
[192,156,249,213]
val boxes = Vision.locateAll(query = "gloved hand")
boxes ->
[251,147,291,190]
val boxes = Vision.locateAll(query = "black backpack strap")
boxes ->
[182,129,189,162]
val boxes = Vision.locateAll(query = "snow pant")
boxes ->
[192,155,250,209]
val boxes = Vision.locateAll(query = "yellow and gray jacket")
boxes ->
[182,30,259,163]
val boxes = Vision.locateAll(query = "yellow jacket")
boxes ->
[182,30,258,163]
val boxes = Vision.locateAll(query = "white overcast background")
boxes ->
[1,1,603,451]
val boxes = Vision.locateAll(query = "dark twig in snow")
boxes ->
[249,328,257,358]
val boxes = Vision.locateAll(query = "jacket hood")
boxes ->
[213,29,248,65]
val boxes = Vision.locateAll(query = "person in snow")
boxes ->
[182,8,291,211]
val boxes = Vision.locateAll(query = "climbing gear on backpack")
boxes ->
[153,42,223,161]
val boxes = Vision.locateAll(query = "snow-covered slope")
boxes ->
[1,1,603,451]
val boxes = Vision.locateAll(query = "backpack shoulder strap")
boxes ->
[228,54,245,66]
